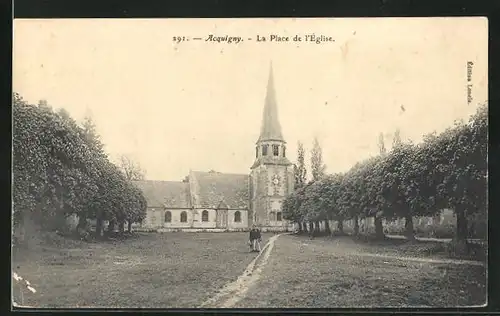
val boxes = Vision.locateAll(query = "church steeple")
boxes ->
[252,63,290,168]
[257,62,285,143]
[250,63,294,230]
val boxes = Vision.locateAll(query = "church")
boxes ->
[133,66,295,232]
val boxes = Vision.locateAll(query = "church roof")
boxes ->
[132,180,191,208]
[189,171,249,209]
[257,63,285,143]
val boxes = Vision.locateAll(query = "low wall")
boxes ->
[259,226,291,233]
[133,226,291,233]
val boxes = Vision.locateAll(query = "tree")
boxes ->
[13,94,49,230]
[357,156,386,239]
[14,94,100,233]
[79,115,108,237]
[282,190,302,233]
[284,104,486,247]
[378,143,427,240]
[324,173,346,234]
[299,180,330,236]
[294,141,307,189]
[118,155,146,181]
[392,128,402,149]
[336,163,365,236]
[287,141,308,234]
[316,174,346,236]
[38,99,51,110]
[378,132,387,155]
[310,137,326,182]
[374,132,388,238]
[13,92,149,242]
[126,184,147,232]
[56,108,72,121]
[431,104,487,248]
[81,114,106,159]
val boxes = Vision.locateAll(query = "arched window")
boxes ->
[255,146,258,158]
[273,145,279,156]
[262,144,268,156]
[202,210,209,222]
[276,212,282,221]
[164,211,172,223]
[234,211,241,222]
[282,146,286,157]
[180,211,187,223]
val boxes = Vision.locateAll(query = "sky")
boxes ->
[13,18,488,181]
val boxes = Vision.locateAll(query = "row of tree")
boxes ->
[12,93,148,239]
[283,104,487,243]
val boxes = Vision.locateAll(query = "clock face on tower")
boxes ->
[272,174,280,186]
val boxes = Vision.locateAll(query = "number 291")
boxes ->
[173,36,186,43]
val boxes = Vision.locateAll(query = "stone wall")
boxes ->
[227,209,249,229]
[140,208,250,231]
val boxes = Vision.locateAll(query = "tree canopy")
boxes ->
[12,93,147,237]
[282,104,487,241]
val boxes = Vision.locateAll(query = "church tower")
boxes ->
[250,63,294,231]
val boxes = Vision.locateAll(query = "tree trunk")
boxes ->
[453,207,469,254]
[95,217,103,238]
[353,216,359,236]
[404,214,415,241]
[107,219,116,235]
[374,215,385,240]
[309,222,314,238]
[77,214,87,230]
[324,219,331,236]
[128,221,132,233]
[76,214,87,239]
[119,220,125,234]
[296,222,302,233]
[456,208,469,241]
[337,220,344,234]
[315,221,321,234]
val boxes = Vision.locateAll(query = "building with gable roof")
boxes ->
[133,64,294,232]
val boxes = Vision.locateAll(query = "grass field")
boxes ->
[234,235,487,308]
[12,232,486,309]
[12,232,273,308]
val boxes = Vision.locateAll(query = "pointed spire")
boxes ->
[257,62,285,143]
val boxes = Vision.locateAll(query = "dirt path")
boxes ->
[199,233,284,308]
[386,234,486,246]
[349,252,485,266]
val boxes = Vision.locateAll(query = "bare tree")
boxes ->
[118,155,146,181]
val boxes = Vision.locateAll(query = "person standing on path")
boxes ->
[249,226,262,252]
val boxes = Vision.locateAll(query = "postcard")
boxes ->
[12,17,488,308]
